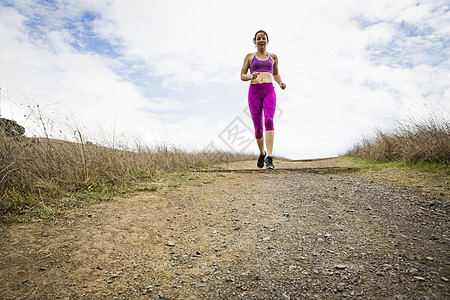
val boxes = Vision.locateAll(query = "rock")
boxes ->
[336,282,346,292]
[166,241,176,247]
[426,256,434,261]
[282,293,290,300]
[414,256,424,263]
[0,118,25,136]
[441,277,448,282]
[414,276,425,281]
[335,264,347,270]
[409,268,419,274]
[195,282,207,287]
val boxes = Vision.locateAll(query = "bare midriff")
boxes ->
[251,72,273,84]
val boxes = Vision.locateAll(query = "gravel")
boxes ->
[0,169,448,299]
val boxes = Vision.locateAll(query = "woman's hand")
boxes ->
[279,82,286,90]
[251,72,260,80]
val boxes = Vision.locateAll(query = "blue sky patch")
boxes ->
[66,11,121,57]
[366,20,449,68]
[5,1,122,58]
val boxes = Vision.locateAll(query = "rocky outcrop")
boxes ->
[0,118,25,136]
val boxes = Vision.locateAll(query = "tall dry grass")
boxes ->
[0,130,252,217]
[348,115,450,164]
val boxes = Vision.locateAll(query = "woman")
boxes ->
[240,30,286,169]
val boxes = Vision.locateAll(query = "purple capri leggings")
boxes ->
[248,82,276,139]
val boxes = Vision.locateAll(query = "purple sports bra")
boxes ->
[250,53,273,74]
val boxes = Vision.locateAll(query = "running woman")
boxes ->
[240,30,286,169]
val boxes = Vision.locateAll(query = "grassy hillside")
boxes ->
[0,132,252,221]
[348,116,449,165]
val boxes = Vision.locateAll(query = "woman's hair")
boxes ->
[253,30,269,42]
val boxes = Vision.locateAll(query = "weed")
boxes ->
[0,188,38,214]
[137,184,159,192]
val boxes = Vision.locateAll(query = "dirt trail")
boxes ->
[1,158,449,299]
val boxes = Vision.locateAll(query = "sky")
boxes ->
[0,0,449,159]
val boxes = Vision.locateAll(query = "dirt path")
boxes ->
[1,158,449,299]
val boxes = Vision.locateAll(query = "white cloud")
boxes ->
[0,4,163,144]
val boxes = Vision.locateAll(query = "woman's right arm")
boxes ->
[241,53,257,81]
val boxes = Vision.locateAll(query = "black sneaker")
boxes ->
[257,151,266,168]
[264,156,274,169]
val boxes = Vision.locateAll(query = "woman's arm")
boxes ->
[241,53,259,81]
[271,54,286,90]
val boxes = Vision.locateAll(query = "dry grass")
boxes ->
[348,115,450,165]
[0,131,252,219]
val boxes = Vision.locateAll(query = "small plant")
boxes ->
[137,184,159,192]
[0,188,37,214]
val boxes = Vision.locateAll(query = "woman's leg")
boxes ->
[263,86,277,157]
[248,85,265,155]
[256,137,265,155]
[265,130,274,156]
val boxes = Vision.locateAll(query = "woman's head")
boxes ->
[253,30,269,43]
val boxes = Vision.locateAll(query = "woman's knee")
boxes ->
[265,118,274,131]
[255,129,264,139]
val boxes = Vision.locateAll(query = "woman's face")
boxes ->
[254,32,268,50]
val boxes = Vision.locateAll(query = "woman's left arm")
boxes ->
[272,54,286,90]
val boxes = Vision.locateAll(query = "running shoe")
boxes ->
[257,151,266,168]
[264,155,274,169]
